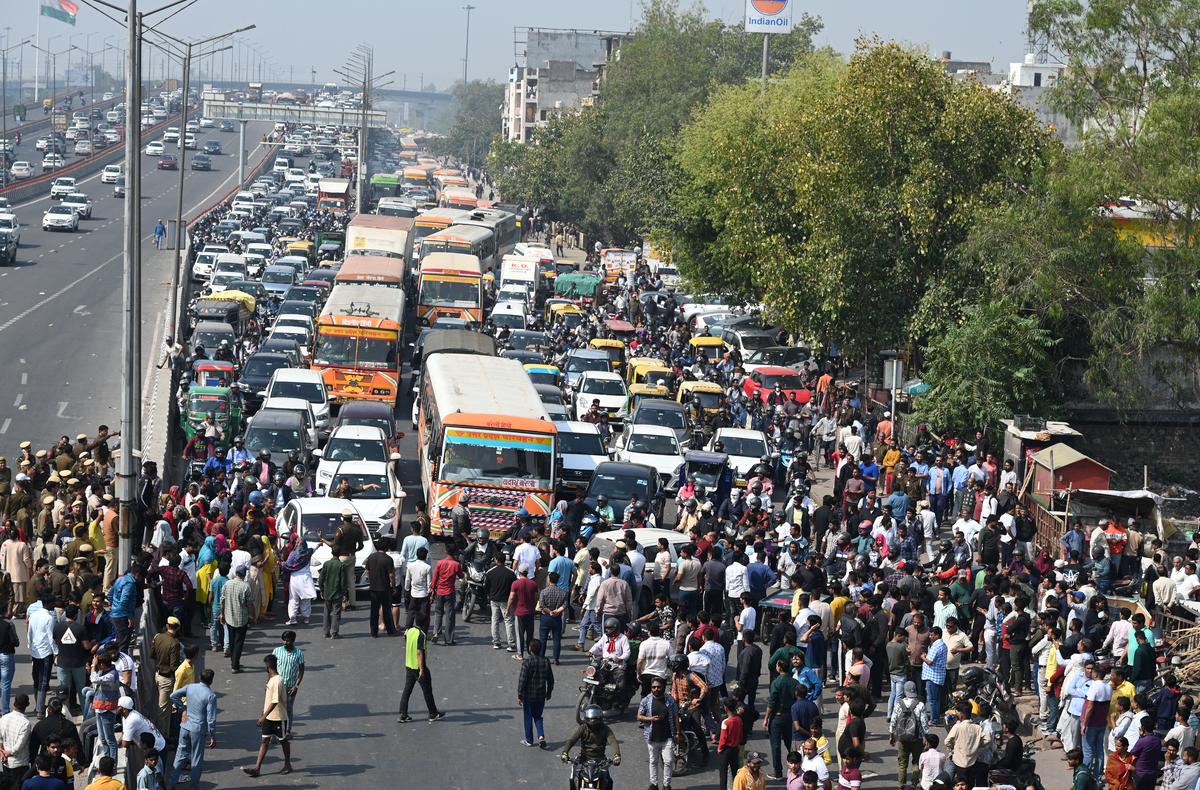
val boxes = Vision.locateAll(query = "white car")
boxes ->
[707,427,771,479]
[162,126,180,143]
[312,425,392,494]
[34,137,50,151]
[573,370,629,423]
[103,129,121,144]
[144,140,164,156]
[101,164,122,184]
[41,153,65,171]
[183,133,196,149]
[207,271,242,294]
[49,177,77,199]
[258,396,320,449]
[73,140,93,156]
[611,424,684,480]
[273,499,375,591]
[198,117,214,128]
[42,204,79,232]
[9,162,34,180]
[326,460,405,540]
[263,368,331,432]
[554,420,609,496]
[60,193,93,219]
[0,213,21,246]
[588,528,691,604]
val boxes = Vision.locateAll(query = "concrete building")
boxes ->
[501,27,626,143]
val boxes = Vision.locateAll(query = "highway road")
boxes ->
[0,120,274,450]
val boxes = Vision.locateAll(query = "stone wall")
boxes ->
[1068,409,1200,491]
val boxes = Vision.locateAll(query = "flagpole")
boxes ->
[33,4,40,102]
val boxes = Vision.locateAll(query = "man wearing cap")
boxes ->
[219,564,253,672]
[734,750,767,790]
[116,694,165,754]
[150,617,182,733]
[323,508,363,610]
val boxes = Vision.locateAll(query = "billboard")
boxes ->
[745,0,794,34]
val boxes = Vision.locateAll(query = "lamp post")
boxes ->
[1,38,30,163]
[462,4,475,84]
[32,43,76,121]
[145,22,251,338]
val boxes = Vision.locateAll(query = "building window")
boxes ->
[1033,72,1042,87]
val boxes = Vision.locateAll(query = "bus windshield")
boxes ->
[314,332,398,369]
[440,440,552,488]
[419,278,479,307]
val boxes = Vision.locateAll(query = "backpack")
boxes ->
[895,698,922,743]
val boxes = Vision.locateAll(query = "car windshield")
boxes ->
[558,431,606,456]
[188,394,228,415]
[270,380,324,403]
[508,332,547,351]
[440,437,553,487]
[314,333,397,369]
[263,270,294,284]
[324,437,387,463]
[738,334,776,350]
[720,435,768,458]
[627,432,678,455]
[48,206,73,215]
[635,406,685,429]
[329,472,390,499]
[760,374,805,390]
[750,348,807,366]
[418,278,479,307]
[339,416,393,435]
[243,356,285,379]
[582,378,625,396]
[491,312,525,328]
[244,426,301,453]
[298,512,363,542]
[589,471,650,500]
[566,356,609,374]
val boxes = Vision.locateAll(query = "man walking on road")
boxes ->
[219,564,252,672]
[365,538,396,637]
[430,550,462,645]
[154,220,166,249]
[242,654,292,777]
[397,615,444,724]
[272,631,305,735]
[168,668,217,789]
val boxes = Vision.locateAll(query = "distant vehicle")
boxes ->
[42,204,79,232]
[202,140,222,154]
[113,175,126,198]
[157,153,178,170]
[190,153,212,171]
[41,153,65,171]
[60,193,93,219]
[219,120,235,132]
[198,117,215,128]
[9,162,34,180]
[145,140,164,156]
[73,140,93,156]
[101,164,122,183]
[49,177,77,199]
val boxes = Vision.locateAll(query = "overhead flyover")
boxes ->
[200,98,388,128]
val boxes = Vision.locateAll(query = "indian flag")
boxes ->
[40,0,79,26]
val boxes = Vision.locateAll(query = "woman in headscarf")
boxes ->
[281,538,315,625]
[259,534,278,616]
[148,519,174,552]
[194,535,219,631]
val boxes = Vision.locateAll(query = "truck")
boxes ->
[499,254,541,303]
[317,178,351,214]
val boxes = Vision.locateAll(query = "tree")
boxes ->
[429,79,503,166]
[664,42,1053,360]
[913,300,1057,434]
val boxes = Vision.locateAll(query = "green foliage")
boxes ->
[913,301,1057,434]
[429,80,504,166]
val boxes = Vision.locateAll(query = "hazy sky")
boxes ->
[5,1,1028,89]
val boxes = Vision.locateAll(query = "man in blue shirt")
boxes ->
[168,669,218,789]
[920,626,948,725]
[109,566,143,655]
[745,555,774,602]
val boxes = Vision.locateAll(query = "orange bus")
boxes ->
[333,256,406,288]
[416,252,483,325]
[312,284,406,403]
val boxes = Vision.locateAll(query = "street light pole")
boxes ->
[462,4,475,84]
[118,0,140,578]
[1,39,30,161]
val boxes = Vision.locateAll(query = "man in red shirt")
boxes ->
[430,554,462,645]
[507,567,539,660]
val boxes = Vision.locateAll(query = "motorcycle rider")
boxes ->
[463,527,499,572]
[214,339,236,363]
[562,704,621,790]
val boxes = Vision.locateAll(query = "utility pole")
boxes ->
[1,39,30,152]
[462,4,475,84]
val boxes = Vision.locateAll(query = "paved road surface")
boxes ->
[0,121,274,450]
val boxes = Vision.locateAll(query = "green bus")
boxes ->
[369,173,402,207]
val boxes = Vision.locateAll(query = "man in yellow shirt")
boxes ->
[174,644,198,692]
[84,755,125,790]
[733,750,767,790]
[1108,666,1135,728]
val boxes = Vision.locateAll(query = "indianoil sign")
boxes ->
[745,0,793,33]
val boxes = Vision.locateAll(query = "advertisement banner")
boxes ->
[745,0,793,34]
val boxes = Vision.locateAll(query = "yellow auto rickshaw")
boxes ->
[689,336,726,363]
[198,289,256,314]
[627,383,672,414]
[629,361,676,392]
[543,298,573,324]
[589,338,626,374]
[284,239,315,264]
[677,380,724,419]
[603,318,636,345]
[626,357,667,386]
[549,303,584,330]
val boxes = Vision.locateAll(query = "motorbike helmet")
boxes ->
[684,499,698,511]
[273,473,284,484]
[582,704,604,726]
[750,481,763,494]
[668,654,690,674]
[476,527,489,541]
[701,501,714,514]
[940,540,952,552]
[603,617,620,637]
[960,666,988,688]
[625,622,641,639]
[293,464,306,477]
[772,511,785,523]
[596,494,608,504]
[220,339,229,347]
[515,507,530,520]
[760,455,771,465]
[713,441,725,452]
[747,496,762,510]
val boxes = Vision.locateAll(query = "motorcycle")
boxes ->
[460,564,485,623]
[950,666,1019,729]
[576,657,633,723]
[987,745,1045,790]
[563,756,613,790]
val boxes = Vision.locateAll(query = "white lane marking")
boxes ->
[0,253,115,334]
[12,394,22,408]
[73,305,91,317]
[20,373,27,386]
[56,402,71,419]
[0,419,9,435]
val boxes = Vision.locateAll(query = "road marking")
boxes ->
[73,305,91,316]
[56,402,71,419]
[0,253,115,335]
[12,394,22,408]
[20,373,27,386]
[0,419,9,435]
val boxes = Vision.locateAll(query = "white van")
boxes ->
[105,110,121,124]
[162,126,180,143]
[272,156,291,173]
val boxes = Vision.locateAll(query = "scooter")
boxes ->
[460,565,485,623]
